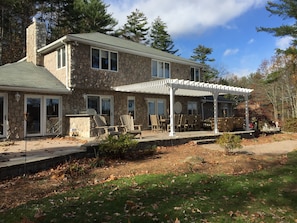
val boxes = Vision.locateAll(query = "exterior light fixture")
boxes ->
[15,92,21,102]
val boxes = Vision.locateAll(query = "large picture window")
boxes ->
[91,47,118,71]
[152,60,170,78]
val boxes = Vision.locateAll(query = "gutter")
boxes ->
[0,86,71,94]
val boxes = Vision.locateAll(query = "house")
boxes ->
[0,21,252,139]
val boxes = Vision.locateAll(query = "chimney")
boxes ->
[26,19,47,65]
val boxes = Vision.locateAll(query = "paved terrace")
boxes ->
[0,130,254,180]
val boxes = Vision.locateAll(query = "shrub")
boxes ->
[95,134,138,158]
[282,118,297,132]
[216,133,242,155]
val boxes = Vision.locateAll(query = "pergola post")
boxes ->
[169,85,176,136]
[245,94,250,131]
[213,91,219,134]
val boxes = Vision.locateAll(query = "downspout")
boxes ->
[62,40,70,90]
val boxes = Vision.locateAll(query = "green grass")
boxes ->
[1,151,297,223]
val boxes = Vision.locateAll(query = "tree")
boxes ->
[0,0,38,65]
[257,0,297,47]
[190,45,217,82]
[191,45,215,64]
[150,17,178,54]
[118,9,150,44]
[37,0,117,42]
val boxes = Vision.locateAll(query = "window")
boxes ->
[152,60,170,78]
[91,47,118,71]
[187,101,198,115]
[190,67,200,82]
[57,47,66,69]
[127,96,135,118]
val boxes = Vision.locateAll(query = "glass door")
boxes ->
[25,95,62,137]
[26,96,41,136]
[101,97,113,125]
[0,94,7,138]
[45,97,61,135]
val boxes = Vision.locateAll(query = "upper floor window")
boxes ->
[190,67,200,82]
[57,47,66,69]
[91,47,118,71]
[152,60,170,78]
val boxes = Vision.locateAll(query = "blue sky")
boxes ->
[104,0,293,77]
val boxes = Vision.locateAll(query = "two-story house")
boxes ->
[0,21,252,139]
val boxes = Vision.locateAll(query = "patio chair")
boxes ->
[120,114,142,139]
[167,114,182,132]
[150,114,161,131]
[93,115,121,138]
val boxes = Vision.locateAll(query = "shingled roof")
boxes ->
[0,61,70,94]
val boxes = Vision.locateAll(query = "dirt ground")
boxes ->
[1,132,297,212]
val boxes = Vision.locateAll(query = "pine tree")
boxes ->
[191,45,217,82]
[150,17,178,54]
[257,0,297,47]
[118,9,150,44]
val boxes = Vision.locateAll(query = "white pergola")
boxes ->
[113,79,253,136]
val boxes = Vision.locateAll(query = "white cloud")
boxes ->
[275,36,293,49]
[223,48,239,56]
[104,0,265,37]
[248,38,254,44]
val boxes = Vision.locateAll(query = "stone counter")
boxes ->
[66,114,97,138]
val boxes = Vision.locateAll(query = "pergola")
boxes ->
[113,79,253,136]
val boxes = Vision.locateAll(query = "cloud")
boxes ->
[275,36,293,49]
[248,38,254,44]
[105,0,265,37]
[223,48,239,56]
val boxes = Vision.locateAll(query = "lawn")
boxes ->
[1,151,297,223]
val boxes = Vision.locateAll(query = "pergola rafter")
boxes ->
[113,79,253,136]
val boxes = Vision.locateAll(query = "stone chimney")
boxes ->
[26,19,47,65]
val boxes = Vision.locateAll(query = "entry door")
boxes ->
[26,96,41,136]
[0,94,7,138]
[101,97,114,125]
[86,95,114,125]
[25,95,62,137]
[147,99,166,125]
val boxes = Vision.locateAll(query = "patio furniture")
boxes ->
[150,114,162,131]
[167,114,182,132]
[93,115,121,138]
[120,114,142,139]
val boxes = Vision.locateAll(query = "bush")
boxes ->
[282,118,297,132]
[216,133,242,155]
[95,134,139,158]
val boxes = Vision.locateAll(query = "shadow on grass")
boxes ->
[1,151,297,223]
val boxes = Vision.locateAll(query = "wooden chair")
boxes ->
[120,115,142,139]
[93,115,121,138]
[167,114,182,132]
[150,114,161,131]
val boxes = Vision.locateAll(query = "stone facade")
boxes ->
[26,21,46,66]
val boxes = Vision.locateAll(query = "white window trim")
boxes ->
[190,67,201,82]
[57,47,66,69]
[90,47,118,72]
[127,96,136,119]
[152,59,170,78]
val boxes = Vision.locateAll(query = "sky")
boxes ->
[103,0,294,77]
